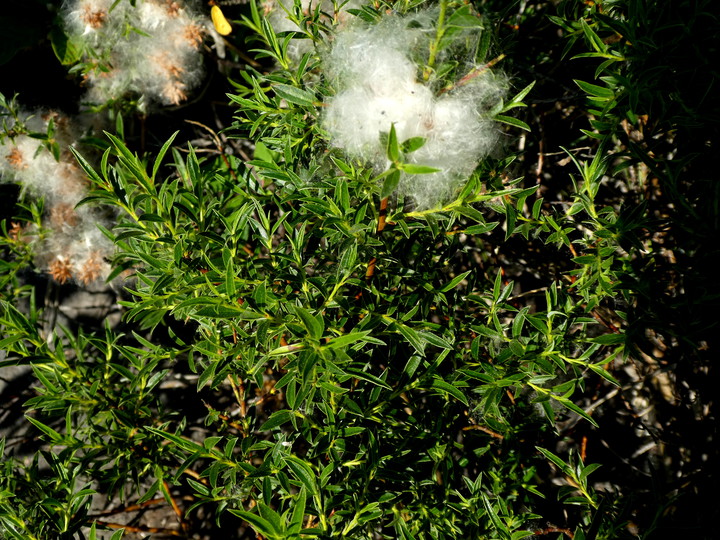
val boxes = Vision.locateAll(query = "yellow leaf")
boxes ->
[211,5,232,36]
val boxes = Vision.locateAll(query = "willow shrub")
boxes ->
[0,1,647,538]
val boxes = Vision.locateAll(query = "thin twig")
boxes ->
[163,480,189,534]
[92,520,184,536]
[438,54,506,95]
[87,498,165,518]
[508,287,548,302]
[533,527,574,538]
[184,119,237,180]
[536,133,545,183]
[365,197,389,281]
[228,374,247,417]
[462,424,505,440]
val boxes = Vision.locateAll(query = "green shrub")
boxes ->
[1,0,717,538]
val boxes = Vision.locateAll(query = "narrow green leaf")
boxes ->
[445,5,483,28]
[345,367,392,390]
[395,322,426,356]
[289,488,307,531]
[285,456,318,496]
[536,447,569,472]
[588,363,620,386]
[69,146,103,185]
[50,26,82,65]
[580,18,607,53]
[152,131,179,181]
[401,137,426,153]
[495,115,531,131]
[589,333,625,345]
[381,169,401,198]
[401,163,441,175]
[194,305,246,318]
[387,123,400,162]
[430,378,468,405]
[574,79,615,100]
[223,248,236,298]
[146,427,204,454]
[187,478,210,496]
[402,356,422,379]
[509,81,536,105]
[259,409,294,431]
[228,509,282,539]
[273,83,316,107]
[481,493,510,537]
[257,502,285,537]
[512,307,528,338]
[579,462,602,482]
[138,213,165,222]
[295,306,323,340]
[465,222,499,235]
[532,198,543,219]
[105,132,153,193]
[439,270,471,293]
[325,331,373,349]
[394,514,419,539]
[493,268,503,300]
[203,436,223,451]
[25,416,63,443]
[561,399,599,427]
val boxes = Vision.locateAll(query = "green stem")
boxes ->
[424,0,448,80]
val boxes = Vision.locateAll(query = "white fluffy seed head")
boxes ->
[323,84,434,165]
[321,10,507,208]
[265,0,361,59]
[0,112,89,208]
[64,0,120,38]
[137,0,178,30]
[63,0,206,109]
[1,108,115,286]
[1,136,58,199]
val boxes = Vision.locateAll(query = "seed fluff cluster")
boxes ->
[62,0,209,109]
[0,111,113,285]
[263,0,359,59]
[321,10,507,209]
